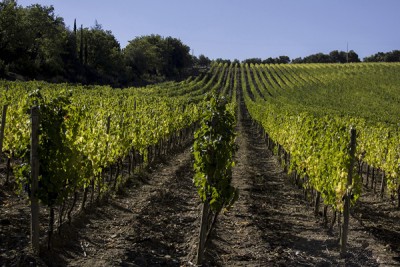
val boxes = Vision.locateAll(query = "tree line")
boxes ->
[0,1,206,87]
[363,50,400,62]
[218,50,400,66]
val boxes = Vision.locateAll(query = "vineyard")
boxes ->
[1,62,400,266]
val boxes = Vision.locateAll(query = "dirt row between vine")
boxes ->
[37,149,199,267]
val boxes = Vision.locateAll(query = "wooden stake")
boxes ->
[340,128,356,255]
[380,171,386,199]
[314,191,321,216]
[196,200,210,266]
[0,104,8,162]
[30,106,40,254]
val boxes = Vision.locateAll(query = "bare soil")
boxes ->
[41,149,200,267]
[1,96,400,266]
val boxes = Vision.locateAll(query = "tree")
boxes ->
[163,36,192,77]
[302,53,332,63]
[0,0,28,76]
[242,58,262,64]
[329,50,347,63]
[124,35,160,80]
[0,3,195,85]
[262,57,276,64]
[277,56,290,64]
[347,50,360,63]
[261,56,290,64]
[385,50,400,62]
[79,24,84,64]
[232,59,240,65]
[22,4,67,78]
[0,2,68,79]
[364,51,400,62]
[82,22,124,85]
[198,54,211,68]
[214,58,232,65]
[62,24,80,82]
[291,57,303,64]
[123,34,192,82]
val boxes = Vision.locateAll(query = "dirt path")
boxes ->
[42,150,200,267]
[203,96,399,266]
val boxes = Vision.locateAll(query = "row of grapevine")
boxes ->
[242,66,356,210]
[237,62,400,252]
[188,62,239,264]
[0,65,232,250]
[241,63,400,206]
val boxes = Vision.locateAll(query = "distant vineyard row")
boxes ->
[239,62,400,209]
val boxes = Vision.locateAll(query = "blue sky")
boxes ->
[19,0,400,60]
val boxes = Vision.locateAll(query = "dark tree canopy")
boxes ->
[214,58,232,65]
[364,50,400,62]
[123,34,192,82]
[197,54,212,68]
[292,50,360,64]
[81,22,124,86]
[242,58,262,65]
[262,56,290,64]
[329,50,347,63]
[0,1,66,79]
[0,2,194,86]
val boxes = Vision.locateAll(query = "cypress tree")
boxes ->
[84,37,88,66]
[79,24,83,63]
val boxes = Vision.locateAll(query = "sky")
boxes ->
[18,0,400,61]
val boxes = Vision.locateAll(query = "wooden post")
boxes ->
[0,104,8,162]
[340,128,356,255]
[372,168,375,192]
[105,115,111,183]
[30,106,40,253]
[397,185,400,209]
[196,199,210,266]
[380,171,386,199]
[314,191,321,216]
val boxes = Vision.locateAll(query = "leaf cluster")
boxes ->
[193,93,238,212]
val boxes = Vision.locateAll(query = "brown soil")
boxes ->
[40,149,200,267]
[1,96,400,266]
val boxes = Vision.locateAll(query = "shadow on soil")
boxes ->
[122,158,197,266]
[352,202,400,262]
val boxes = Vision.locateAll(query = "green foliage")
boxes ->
[0,2,67,78]
[292,50,360,64]
[1,77,209,205]
[197,54,212,68]
[242,58,262,65]
[0,3,194,85]
[123,34,192,81]
[79,22,124,86]
[364,50,400,62]
[240,63,400,210]
[36,90,75,206]
[13,89,77,207]
[262,56,291,64]
[193,93,238,212]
